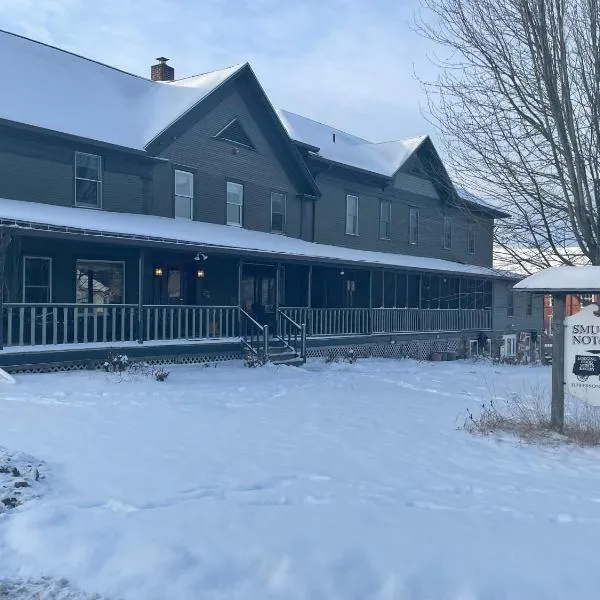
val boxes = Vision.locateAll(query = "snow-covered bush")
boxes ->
[102,353,131,373]
[153,368,170,382]
[464,388,600,446]
[244,350,268,368]
[324,350,339,363]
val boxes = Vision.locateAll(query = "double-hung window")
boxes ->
[443,216,452,249]
[76,260,124,304]
[75,152,102,208]
[227,181,244,226]
[345,194,359,235]
[271,191,286,233]
[174,170,194,220]
[409,207,419,245]
[379,200,391,240]
[507,290,514,317]
[23,257,52,303]
[467,222,475,253]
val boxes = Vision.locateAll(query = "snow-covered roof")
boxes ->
[514,266,600,292]
[455,187,509,217]
[0,30,244,151]
[276,109,427,177]
[0,198,510,279]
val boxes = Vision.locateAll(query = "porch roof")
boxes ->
[0,198,513,279]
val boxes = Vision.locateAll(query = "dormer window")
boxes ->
[75,152,102,208]
[215,118,255,150]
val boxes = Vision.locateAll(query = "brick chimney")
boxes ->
[151,57,174,82]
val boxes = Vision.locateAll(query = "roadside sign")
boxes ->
[565,303,600,405]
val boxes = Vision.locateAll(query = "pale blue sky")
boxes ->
[1,0,441,144]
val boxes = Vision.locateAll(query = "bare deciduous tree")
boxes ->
[418,0,600,273]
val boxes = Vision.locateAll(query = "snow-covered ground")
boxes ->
[1,358,599,599]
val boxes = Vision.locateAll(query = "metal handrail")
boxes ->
[276,308,306,363]
[239,308,269,360]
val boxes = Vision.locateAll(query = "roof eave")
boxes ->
[0,117,165,161]
[309,154,392,182]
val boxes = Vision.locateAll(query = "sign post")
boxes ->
[551,293,566,431]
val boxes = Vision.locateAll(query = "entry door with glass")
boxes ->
[241,264,277,328]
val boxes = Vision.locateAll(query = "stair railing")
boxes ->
[276,309,306,363]
[239,308,269,361]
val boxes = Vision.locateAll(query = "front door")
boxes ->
[241,264,277,329]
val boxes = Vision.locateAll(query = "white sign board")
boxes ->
[565,303,600,405]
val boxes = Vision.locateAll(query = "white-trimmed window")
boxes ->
[271,191,286,233]
[345,194,359,235]
[174,170,194,220]
[502,334,517,358]
[76,260,124,304]
[379,200,391,240]
[443,216,452,249]
[75,152,102,208]
[227,181,244,226]
[23,257,52,303]
[409,207,419,245]
[467,222,475,253]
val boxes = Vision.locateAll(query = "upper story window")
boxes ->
[526,293,533,316]
[23,256,52,303]
[227,181,244,226]
[174,170,194,220]
[443,216,452,249]
[271,191,286,233]
[409,207,419,245]
[507,290,514,317]
[379,200,391,240]
[345,194,359,235]
[467,222,475,253]
[75,152,102,208]
[581,293,594,305]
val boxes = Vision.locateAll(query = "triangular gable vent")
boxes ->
[215,118,255,149]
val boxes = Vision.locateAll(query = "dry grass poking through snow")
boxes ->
[464,384,600,446]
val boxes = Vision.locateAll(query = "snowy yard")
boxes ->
[0,358,599,599]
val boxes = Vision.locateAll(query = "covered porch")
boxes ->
[1,236,493,348]
[0,200,497,359]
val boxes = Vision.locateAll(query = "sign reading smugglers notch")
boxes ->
[565,303,600,406]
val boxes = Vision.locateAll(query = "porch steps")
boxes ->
[268,338,305,367]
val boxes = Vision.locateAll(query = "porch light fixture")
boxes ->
[196,269,205,279]
[153,267,163,277]
[340,269,345,276]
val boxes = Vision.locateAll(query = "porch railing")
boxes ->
[1,303,239,347]
[2,303,140,347]
[280,307,492,337]
[144,305,239,341]
[1,303,492,348]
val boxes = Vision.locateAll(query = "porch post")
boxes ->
[368,270,373,334]
[307,265,313,336]
[0,229,12,350]
[137,248,146,344]
[238,260,243,306]
[237,260,243,337]
[275,263,281,337]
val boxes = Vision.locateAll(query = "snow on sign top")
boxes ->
[0,30,244,151]
[0,198,511,279]
[513,266,600,292]
[276,109,427,177]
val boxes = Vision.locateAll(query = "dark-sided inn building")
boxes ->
[0,31,542,370]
